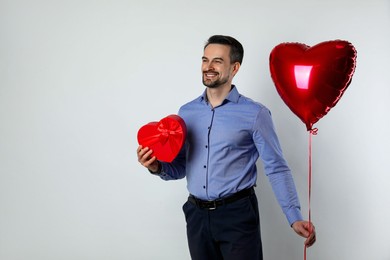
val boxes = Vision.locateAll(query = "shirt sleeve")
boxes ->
[155,145,187,181]
[253,107,303,225]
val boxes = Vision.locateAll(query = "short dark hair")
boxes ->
[204,35,244,65]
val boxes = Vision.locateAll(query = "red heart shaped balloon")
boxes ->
[137,115,186,162]
[269,40,357,131]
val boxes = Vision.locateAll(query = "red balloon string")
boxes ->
[304,128,317,260]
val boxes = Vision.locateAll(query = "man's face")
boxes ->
[202,44,236,89]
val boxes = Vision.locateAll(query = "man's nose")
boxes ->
[203,62,214,71]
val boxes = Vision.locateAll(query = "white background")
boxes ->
[1,0,389,259]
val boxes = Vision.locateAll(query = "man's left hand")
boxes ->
[292,220,316,247]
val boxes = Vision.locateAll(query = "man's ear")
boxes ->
[232,62,241,77]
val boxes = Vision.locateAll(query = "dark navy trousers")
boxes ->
[182,193,263,260]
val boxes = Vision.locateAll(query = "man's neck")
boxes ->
[206,83,232,108]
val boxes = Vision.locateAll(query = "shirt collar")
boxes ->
[200,85,240,104]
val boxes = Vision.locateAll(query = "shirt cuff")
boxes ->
[148,162,169,178]
[285,207,303,226]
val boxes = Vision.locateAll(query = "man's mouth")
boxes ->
[204,71,218,79]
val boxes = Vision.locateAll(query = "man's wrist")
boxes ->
[149,161,161,174]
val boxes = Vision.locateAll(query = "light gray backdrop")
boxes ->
[1,0,389,259]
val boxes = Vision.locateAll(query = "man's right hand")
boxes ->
[137,145,160,173]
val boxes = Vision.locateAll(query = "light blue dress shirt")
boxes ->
[158,86,302,225]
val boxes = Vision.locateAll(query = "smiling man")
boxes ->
[137,35,316,260]
[202,43,239,90]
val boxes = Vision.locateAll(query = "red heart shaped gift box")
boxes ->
[137,115,186,162]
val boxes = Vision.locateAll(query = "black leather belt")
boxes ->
[188,187,254,210]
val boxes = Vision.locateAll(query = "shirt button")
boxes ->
[203,186,206,189]
[205,145,208,148]
[203,165,206,168]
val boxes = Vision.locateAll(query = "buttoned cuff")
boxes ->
[285,207,303,226]
[148,162,169,178]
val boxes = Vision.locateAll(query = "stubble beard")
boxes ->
[202,74,229,89]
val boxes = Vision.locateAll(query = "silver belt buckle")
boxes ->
[208,200,217,210]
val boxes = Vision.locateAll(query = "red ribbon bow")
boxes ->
[137,115,186,162]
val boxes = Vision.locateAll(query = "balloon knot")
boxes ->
[310,128,318,135]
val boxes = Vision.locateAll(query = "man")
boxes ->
[137,35,316,260]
